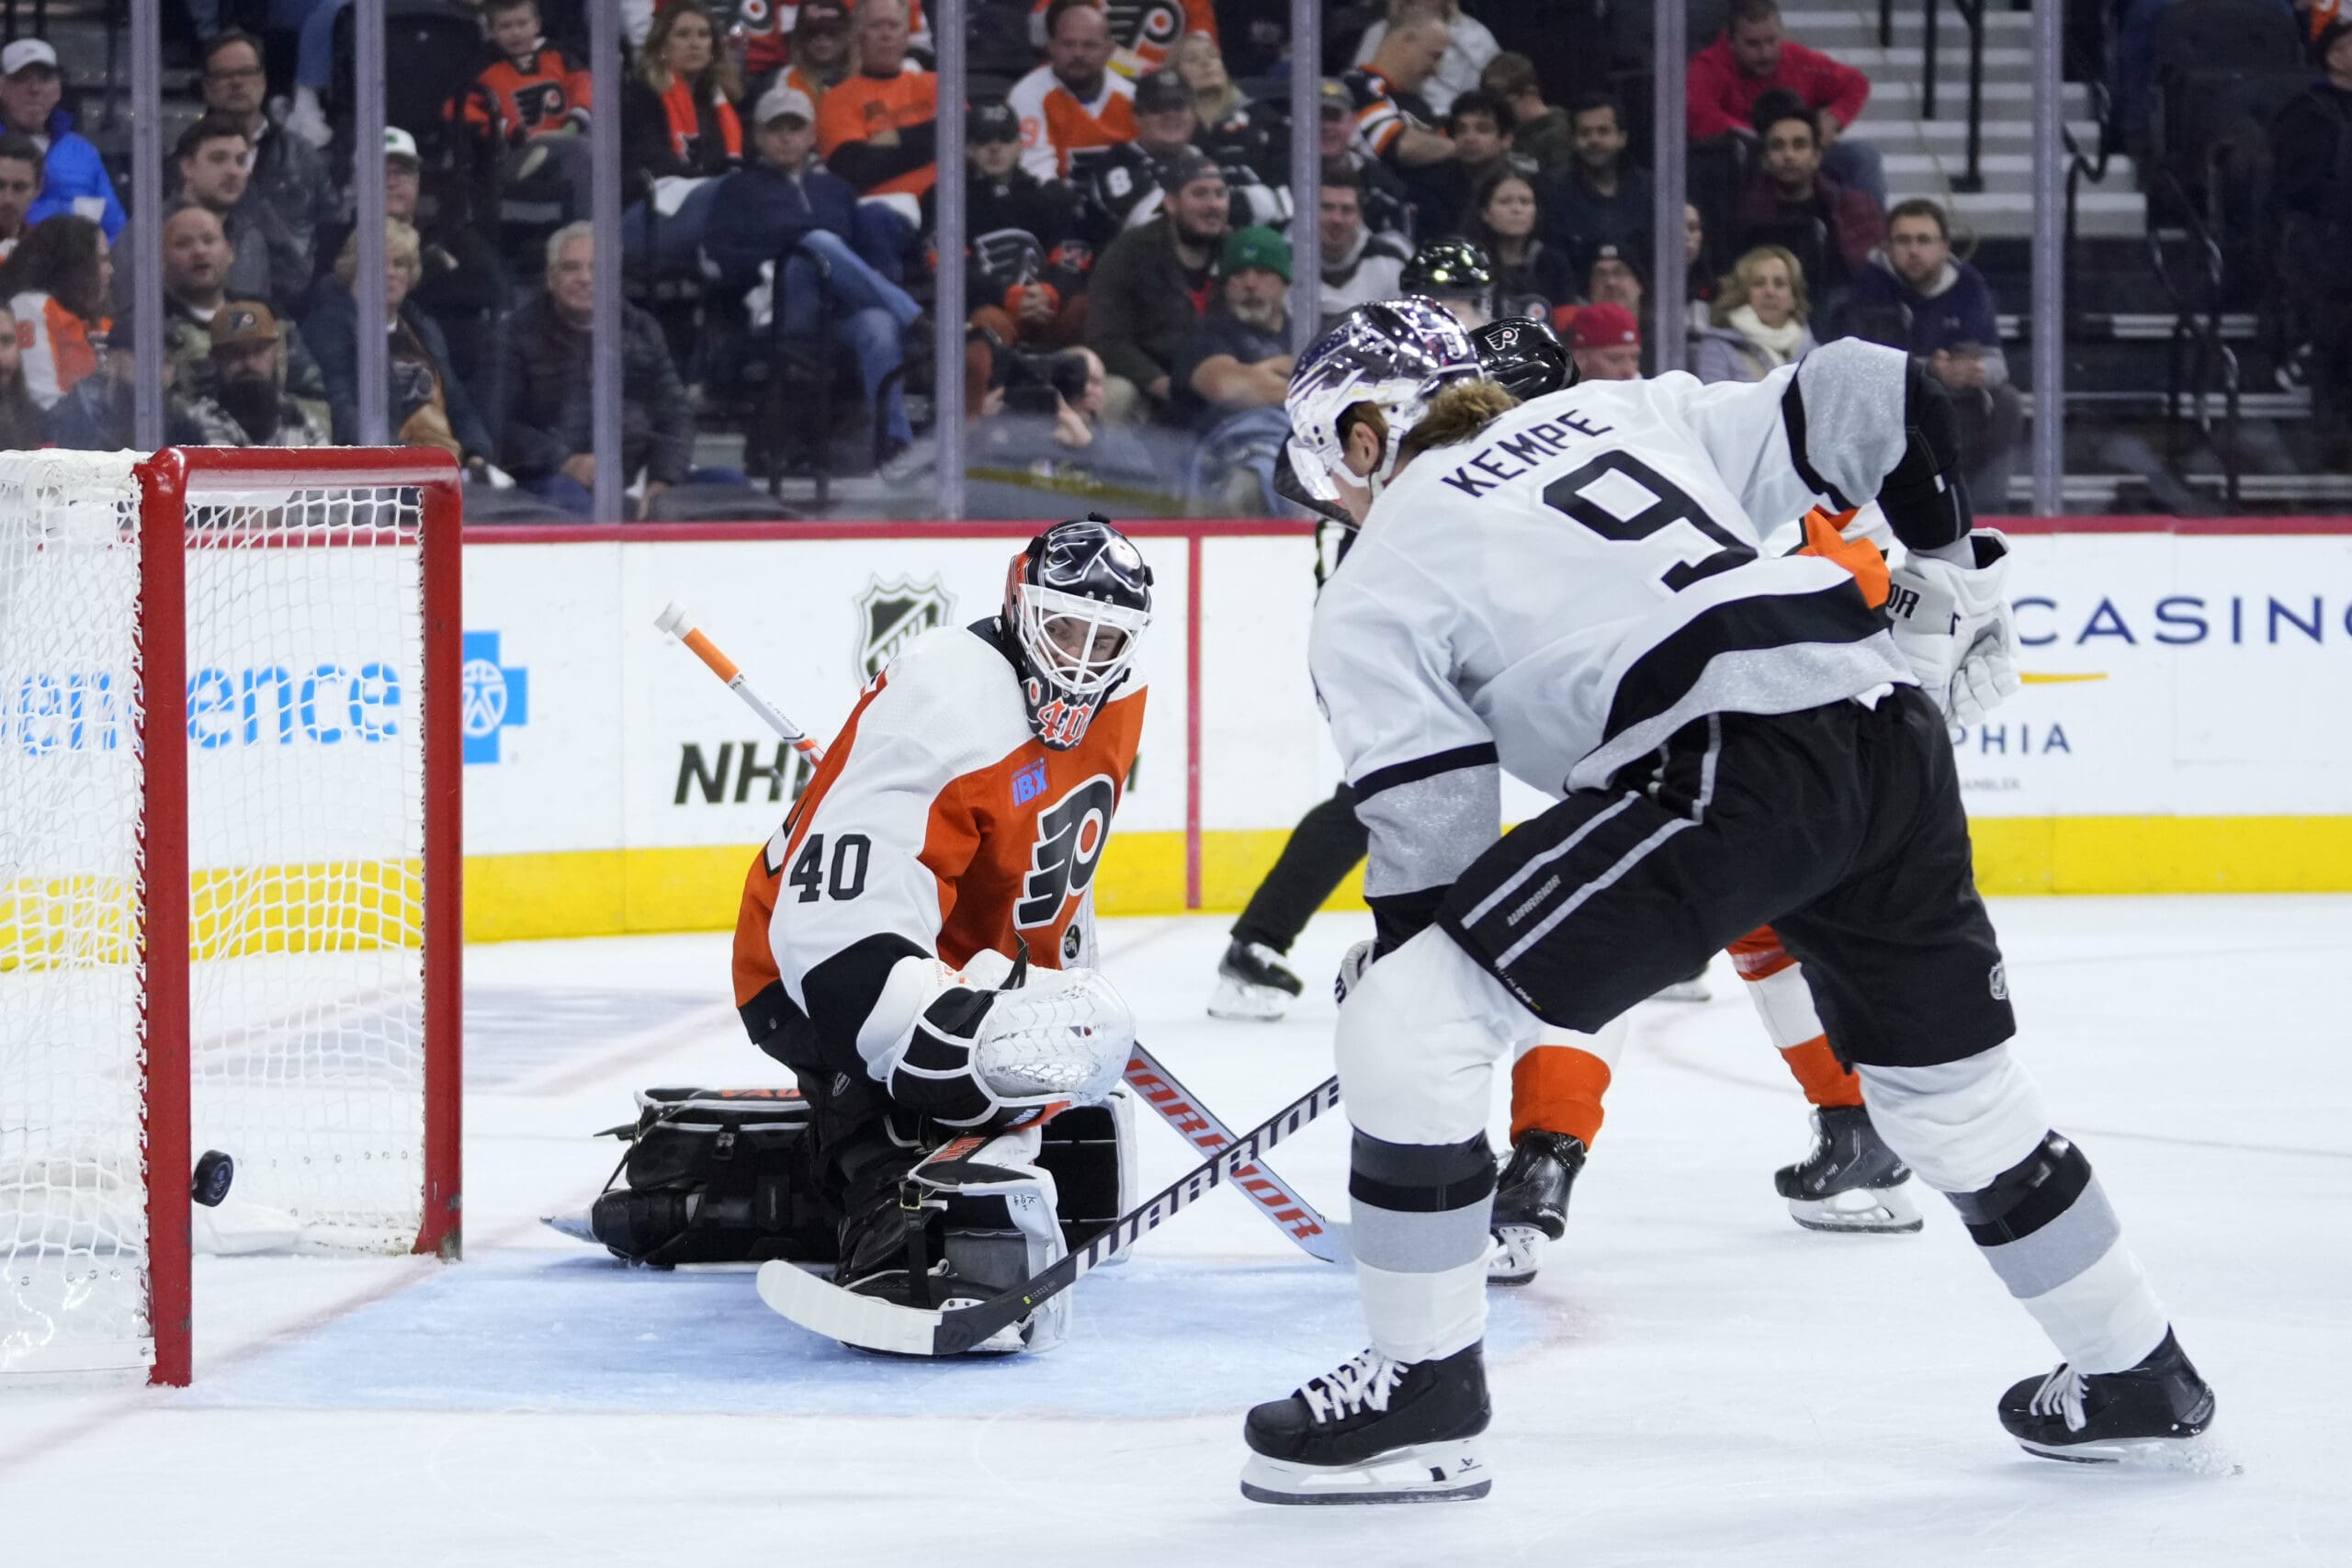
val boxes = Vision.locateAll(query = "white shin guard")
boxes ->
[1858,1046,2169,1373]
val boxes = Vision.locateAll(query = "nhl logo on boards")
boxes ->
[1989,962,2008,1000]
[855,577,955,680]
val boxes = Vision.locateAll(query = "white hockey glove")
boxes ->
[1334,938,1375,1006]
[887,955,1136,1132]
[1884,530,2022,728]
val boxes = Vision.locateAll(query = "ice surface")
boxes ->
[4,899,2348,1566]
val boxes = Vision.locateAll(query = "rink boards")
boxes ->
[455,517,2352,941]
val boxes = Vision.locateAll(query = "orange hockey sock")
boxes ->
[1780,1034,1864,1110]
[1510,1044,1612,1148]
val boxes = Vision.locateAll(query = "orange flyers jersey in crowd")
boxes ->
[457,43,593,143]
[735,0,932,75]
[732,622,1147,1052]
[1025,0,1216,74]
[816,62,939,198]
[10,291,106,408]
[1009,63,1136,181]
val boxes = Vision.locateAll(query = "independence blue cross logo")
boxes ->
[461,631,529,764]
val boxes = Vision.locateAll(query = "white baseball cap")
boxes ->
[2,39,59,75]
[753,83,816,127]
[384,126,420,164]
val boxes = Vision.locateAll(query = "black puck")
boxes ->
[191,1149,234,1208]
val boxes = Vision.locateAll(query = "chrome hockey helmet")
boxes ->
[1283,299,1480,506]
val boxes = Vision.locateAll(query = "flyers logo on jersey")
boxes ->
[1016,773,1115,928]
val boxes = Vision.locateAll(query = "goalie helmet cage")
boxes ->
[0,447,463,1390]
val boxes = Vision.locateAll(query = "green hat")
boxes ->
[1218,225,1291,284]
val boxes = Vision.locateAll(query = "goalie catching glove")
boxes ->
[1884,531,2022,728]
[883,949,1136,1131]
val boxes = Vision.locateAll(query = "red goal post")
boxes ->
[1,447,462,1388]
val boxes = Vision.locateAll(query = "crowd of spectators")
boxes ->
[11,0,2347,515]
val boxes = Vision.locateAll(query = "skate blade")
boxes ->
[2017,1429,2237,1474]
[1786,1184,1923,1234]
[1239,1441,1491,1505]
[1207,977,1295,1021]
[1484,1225,1545,1286]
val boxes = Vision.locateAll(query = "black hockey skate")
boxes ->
[1241,1342,1492,1505]
[1487,1131,1585,1285]
[1208,940,1305,1021]
[1999,1329,2215,1463]
[1774,1105,1923,1234]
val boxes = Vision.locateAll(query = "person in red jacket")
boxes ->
[1688,0,1885,208]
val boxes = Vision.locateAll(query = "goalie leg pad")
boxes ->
[1035,1080,1137,1260]
[839,1125,1073,1353]
[586,1087,839,1268]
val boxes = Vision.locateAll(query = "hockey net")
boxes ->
[0,448,461,1385]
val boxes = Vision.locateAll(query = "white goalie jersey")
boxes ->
[1310,339,1925,936]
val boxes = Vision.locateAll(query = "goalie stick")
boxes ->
[653,602,1346,1264]
[756,1074,1344,1356]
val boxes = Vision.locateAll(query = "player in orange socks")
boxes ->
[1489,925,1919,1282]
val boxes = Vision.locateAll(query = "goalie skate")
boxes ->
[1775,1105,1922,1234]
[1208,941,1304,1021]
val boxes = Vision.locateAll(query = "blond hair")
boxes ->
[1396,380,1521,470]
[1712,244,1811,327]
[1171,34,1242,129]
[334,218,423,289]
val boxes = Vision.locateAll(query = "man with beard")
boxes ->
[182,302,331,446]
[1085,149,1229,424]
[1071,69,1286,245]
[1734,100,1883,306]
[1542,93,1652,261]
[1171,224,1292,510]
[155,201,334,436]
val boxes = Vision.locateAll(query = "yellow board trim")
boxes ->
[458,817,2352,942]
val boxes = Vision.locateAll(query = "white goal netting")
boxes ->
[2,451,435,1378]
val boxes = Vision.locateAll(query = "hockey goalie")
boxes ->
[635,516,1156,1354]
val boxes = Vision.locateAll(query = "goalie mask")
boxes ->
[1283,299,1481,508]
[1001,515,1153,750]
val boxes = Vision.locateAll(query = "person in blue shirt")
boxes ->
[1849,197,2022,512]
[0,39,126,241]
[704,81,925,468]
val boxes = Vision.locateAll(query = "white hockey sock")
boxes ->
[1357,1254,1487,1365]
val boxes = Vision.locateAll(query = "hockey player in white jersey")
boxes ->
[1238,310,2214,1502]
[1272,306,1923,1287]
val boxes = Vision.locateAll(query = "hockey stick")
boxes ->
[1125,1043,1347,1264]
[653,601,825,764]
[653,602,1345,1263]
[756,1074,1344,1356]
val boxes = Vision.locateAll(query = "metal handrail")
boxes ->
[1920,0,1988,192]
[2143,163,2243,508]
[2059,85,2114,297]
